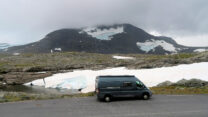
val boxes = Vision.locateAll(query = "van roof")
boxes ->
[97,75,135,78]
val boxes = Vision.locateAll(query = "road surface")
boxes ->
[0,95,208,117]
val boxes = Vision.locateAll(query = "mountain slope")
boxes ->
[4,24,208,54]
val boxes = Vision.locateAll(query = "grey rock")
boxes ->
[157,81,173,87]
[2,72,52,85]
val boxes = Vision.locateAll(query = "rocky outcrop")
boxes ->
[174,79,208,87]
[157,79,208,87]
[0,72,52,85]
[157,81,173,87]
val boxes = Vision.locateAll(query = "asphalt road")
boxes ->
[0,95,208,117]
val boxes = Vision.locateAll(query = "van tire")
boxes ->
[142,93,150,100]
[104,95,111,102]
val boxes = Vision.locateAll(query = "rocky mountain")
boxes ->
[4,24,208,54]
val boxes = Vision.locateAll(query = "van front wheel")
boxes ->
[142,93,150,100]
[104,95,111,102]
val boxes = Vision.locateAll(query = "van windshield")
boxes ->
[136,81,144,88]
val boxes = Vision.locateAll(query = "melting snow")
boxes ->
[80,26,124,40]
[25,62,208,93]
[194,49,207,52]
[54,48,62,51]
[13,53,20,56]
[113,56,135,60]
[149,31,162,36]
[136,39,177,53]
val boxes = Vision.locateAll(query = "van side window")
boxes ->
[123,82,133,87]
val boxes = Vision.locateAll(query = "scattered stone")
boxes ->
[157,79,208,87]
[2,72,52,85]
[157,81,173,87]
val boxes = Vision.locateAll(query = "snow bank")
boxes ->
[25,62,208,93]
[112,56,135,60]
[137,39,177,53]
[149,31,162,36]
[194,49,207,53]
[13,53,20,56]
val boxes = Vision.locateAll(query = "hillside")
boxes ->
[0,51,208,85]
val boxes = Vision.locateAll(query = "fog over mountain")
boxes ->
[0,0,208,46]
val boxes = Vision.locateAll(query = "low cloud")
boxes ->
[0,0,208,46]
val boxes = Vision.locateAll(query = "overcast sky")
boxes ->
[0,0,208,46]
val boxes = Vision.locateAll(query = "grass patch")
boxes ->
[0,51,207,73]
[150,86,208,95]
[170,53,197,59]
[0,91,95,103]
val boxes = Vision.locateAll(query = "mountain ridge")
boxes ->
[3,23,208,54]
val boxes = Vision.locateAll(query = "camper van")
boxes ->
[95,75,152,102]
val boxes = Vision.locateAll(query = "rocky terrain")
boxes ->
[3,24,208,54]
[0,51,208,86]
[151,79,208,94]
[157,79,208,87]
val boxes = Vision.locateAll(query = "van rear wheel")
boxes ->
[142,93,150,100]
[104,96,111,102]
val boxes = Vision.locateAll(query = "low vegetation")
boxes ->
[0,51,207,74]
[1,51,207,85]
[151,79,208,94]
[150,86,208,95]
[0,91,95,103]
[1,78,208,103]
[1,85,208,103]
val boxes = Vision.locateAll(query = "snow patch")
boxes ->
[80,26,124,40]
[13,53,20,56]
[136,39,177,53]
[25,62,208,93]
[37,71,47,74]
[54,48,62,51]
[0,43,10,49]
[113,56,135,60]
[149,31,162,36]
[194,49,207,53]
[51,48,62,53]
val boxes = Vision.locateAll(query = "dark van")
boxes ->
[95,75,152,102]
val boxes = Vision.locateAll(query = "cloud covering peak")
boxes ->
[0,0,208,46]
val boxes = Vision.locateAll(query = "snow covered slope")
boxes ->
[0,43,10,50]
[136,39,178,53]
[194,49,208,53]
[112,55,135,60]
[80,26,124,40]
[25,62,208,93]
